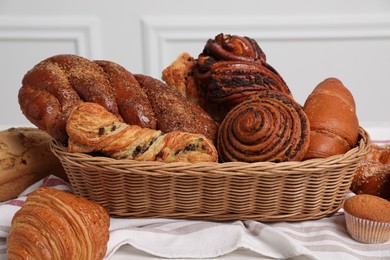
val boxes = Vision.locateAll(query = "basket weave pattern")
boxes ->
[51,127,370,221]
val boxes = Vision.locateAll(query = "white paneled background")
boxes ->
[1,0,389,132]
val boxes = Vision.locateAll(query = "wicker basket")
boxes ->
[51,127,370,222]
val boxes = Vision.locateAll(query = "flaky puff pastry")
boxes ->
[66,102,218,163]
[6,187,110,260]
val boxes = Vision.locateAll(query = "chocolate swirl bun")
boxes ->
[195,33,291,110]
[206,61,292,107]
[18,54,156,144]
[200,33,266,65]
[217,90,310,163]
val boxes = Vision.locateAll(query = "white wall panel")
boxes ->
[0,0,389,128]
[0,17,100,127]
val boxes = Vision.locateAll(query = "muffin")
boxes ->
[343,194,390,243]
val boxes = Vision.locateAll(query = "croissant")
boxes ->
[6,187,110,260]
[217,90,310,163]
[18,54,156,144]
[66,102,218,163]
[303,78,359,159]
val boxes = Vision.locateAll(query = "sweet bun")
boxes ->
[196,34,290,105]
[351,144,390,198]
[303,78,359,159]
[217,90,310,162]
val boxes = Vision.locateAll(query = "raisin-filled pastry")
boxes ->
[217,90,310,163]
[66,102,218,163]
[6,187,110,260]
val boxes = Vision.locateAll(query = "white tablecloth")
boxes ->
[1,175,389,260]
[1,128,389,260]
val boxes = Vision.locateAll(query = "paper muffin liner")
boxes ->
[344,211,390,244]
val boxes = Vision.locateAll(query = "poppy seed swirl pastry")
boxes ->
[199,33,266,64]
[217,90,310,163]
[204,61,292,107]
[195,33,291,110]
[66,102,218,163]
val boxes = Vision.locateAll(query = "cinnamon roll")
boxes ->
[217,90,310,163]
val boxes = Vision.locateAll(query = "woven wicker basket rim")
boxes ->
[51,127,371,221]
[51,126,370,172]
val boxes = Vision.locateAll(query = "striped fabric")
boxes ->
[0,140,389,260]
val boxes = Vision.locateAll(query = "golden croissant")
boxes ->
[66,102,218,163]
[6,187,110,260]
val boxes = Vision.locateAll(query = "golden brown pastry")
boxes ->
[0,127,66,202]
[162,52,199,100]
[303,78,359,159]
[66,102,218,163]
[7,187,110,259]
[95,60,157,129]
[18,54,156,144]
[195,33,291,109]
[351,144,390,199]
[201,61,292,107]
[217,90,310,163]
[162,52,228,123]
[135,74,219,144]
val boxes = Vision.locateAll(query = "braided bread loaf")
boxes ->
[7,187,110,259]
[66,102,218,163]
[19,54,219,145]
[18,54,156,144]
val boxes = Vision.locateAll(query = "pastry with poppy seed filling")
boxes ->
[217,90,310,163]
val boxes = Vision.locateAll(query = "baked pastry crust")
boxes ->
[6,187,110,259]
[303,78,359,159]
[66,102,218,163]
[217,90,310,162]
[18,54,156,144]
[135,74,219,144]
[351,144,390,198]
[0,127,66,202]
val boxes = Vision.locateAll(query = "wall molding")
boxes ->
[141,14,390,77]
[0,16,101,59]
